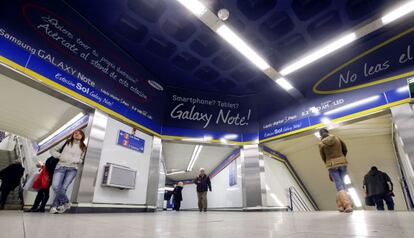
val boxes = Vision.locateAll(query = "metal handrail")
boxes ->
[288,186,312,212]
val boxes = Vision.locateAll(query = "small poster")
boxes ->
[229,160,237,187]
[117,130,145,153]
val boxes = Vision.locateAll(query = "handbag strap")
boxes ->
[59,140,69,153]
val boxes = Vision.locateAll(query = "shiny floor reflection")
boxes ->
[1,210,413,238]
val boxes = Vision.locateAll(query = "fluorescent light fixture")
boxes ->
[275,77,294,91]
[182,135,213,142]
[223,134,238,140]
[324,95,380,116]
[216,25,270,70]
[38,112,85,146]
[344,174,351,185]
[348,187,362,208]
[280,33,356,76]
[166,170,186,176]
[176,0,207,16]
[321,117,332,125]
[182,137,204,142]
[397,86,409,93]
[187,145,203,171]
[382,1,414,25]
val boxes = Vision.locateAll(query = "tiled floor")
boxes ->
[1,210,414,238]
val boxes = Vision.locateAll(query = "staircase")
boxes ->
[0,149,23,209]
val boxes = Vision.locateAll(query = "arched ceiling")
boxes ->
[64,0,403,96]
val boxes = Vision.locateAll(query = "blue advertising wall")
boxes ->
[0,0,164,135]
[162,87,258,143]
[0,0,412,144]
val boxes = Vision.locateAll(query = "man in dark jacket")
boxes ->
[0,160,25,209]
[194,168,211,212]
[363,166,394,210]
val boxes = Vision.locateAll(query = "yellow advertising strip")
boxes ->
[260,98,411,144]
[0,55,162,137]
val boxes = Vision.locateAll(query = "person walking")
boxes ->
[194,168,211,212]
[26,156,60,213]
[172,182,184,211]
[363,166,395,211]
[318,128,353,213]
[50,129,86,214]
[0,160,24,210]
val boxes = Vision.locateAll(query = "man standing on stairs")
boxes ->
[0,159,24,210]
[318,128,353,213]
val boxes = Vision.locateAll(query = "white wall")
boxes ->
[180,157,243,209]
[263,155,314,211]
[0,132,15,151]
[92,117,153,205]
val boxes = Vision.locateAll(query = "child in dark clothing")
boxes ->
[172,182,184,211]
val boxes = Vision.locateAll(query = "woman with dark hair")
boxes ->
[49,129,87,214]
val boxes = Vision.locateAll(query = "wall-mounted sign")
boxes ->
[163,87,258,142]
[117,130,145,153]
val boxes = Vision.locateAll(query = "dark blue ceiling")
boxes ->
[65,0,402,96]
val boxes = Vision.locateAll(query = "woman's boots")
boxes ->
[336,190,353,213]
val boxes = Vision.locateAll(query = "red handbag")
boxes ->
[32,167,50,190]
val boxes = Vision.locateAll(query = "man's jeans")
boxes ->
[52,166,77,207]
[329,166,347,191]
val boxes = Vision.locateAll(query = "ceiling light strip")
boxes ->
[187,145,203,171]
[38,112,85,146]
[281,1,414,76]
[175,1,414,95]
[382,1,414,25]
[216,25,270,70]
[175,0,296,94]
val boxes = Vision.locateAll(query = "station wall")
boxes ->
[92,117,153,205]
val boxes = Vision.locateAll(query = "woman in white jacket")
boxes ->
[50,129,86,214]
